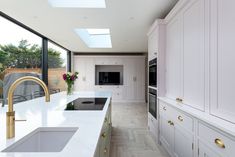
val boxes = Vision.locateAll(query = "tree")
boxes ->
[48,48,64,68]
[0,40,64,71]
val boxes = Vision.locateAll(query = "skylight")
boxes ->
[48,0,106,8]
[87,29,110,35]
[75,29,112,48]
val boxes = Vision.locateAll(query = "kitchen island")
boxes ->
[0,91,112,157]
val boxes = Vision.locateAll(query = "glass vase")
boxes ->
[67,83,73,95]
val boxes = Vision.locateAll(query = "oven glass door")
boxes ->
[149,93,157,119]
[149,64,157,87]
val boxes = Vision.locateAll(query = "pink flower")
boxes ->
[63,74,67,80]
[71,75,75,81]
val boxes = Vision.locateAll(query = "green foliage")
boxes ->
[0,40,64,71]
[48,48,64,68]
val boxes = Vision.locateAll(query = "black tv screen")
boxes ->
[99,72,120,85]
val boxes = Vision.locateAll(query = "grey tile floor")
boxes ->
[110,102,170,157]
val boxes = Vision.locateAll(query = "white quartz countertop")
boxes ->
[0,91,112,157]
[158,97,235,137]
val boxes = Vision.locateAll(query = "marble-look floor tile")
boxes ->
[110,102,170,157]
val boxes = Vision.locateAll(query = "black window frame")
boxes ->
[0,11,72,85]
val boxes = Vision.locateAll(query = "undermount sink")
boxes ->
[2,127,78,152]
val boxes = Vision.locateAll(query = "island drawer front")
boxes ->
[172,108,193,131]
[198,122,235,157]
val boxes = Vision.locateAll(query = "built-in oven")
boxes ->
[148,88,157,119]
[149,58,157,87]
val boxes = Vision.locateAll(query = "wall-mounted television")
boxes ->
[98,72,120,85]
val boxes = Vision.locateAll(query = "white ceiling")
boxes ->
[0,0,178,53]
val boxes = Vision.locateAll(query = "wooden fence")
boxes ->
[0,68,67,96]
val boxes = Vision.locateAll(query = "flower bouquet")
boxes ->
[62,72,79,95]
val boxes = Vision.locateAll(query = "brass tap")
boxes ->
[6,76,50,139]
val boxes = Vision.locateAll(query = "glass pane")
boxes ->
[0,16,42,106]
[48,42,67,93]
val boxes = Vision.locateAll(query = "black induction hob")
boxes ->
[65,98,107,111]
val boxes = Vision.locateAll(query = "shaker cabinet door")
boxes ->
[198,142,221,157]
[210,0,235,123]
[173,125,194,157]
[165,16,182,100]
[181,0,206,111]
[160,115,174,155]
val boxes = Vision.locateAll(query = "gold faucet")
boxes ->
[6,76,50,139]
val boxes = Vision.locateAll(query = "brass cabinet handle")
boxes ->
[215,138,225,148]
[170,121,174,126]
[167,120,174,126]
[176,98,183,102]
[163,107,166,111]
[178,116,183,122]
[101,132,106,138]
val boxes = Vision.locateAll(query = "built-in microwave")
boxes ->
[149,58,157,87]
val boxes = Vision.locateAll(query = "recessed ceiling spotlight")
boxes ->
[83,16,88,20]
[48,0,106,8]
[33,16,38,19]
[129,17,135,20]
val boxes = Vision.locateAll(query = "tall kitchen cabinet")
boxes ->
[148,19,166,96]
[165,15,182,101]
[209,0,235,123]
[165,0,206,111]
[73,57,95,91]
[164,0,235,122]
[147,19,166,143]
[148,25,158,61]
[123,57,145,102]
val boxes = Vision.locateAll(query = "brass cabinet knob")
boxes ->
[176,98,183,102]
[163,107,166,111]
[178,116,183,122]
[215,138,225,148]
[168,120,174,126]
[101,132,106,138]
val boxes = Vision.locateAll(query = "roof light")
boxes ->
[75,29,112,48]
[48,0,106,8]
